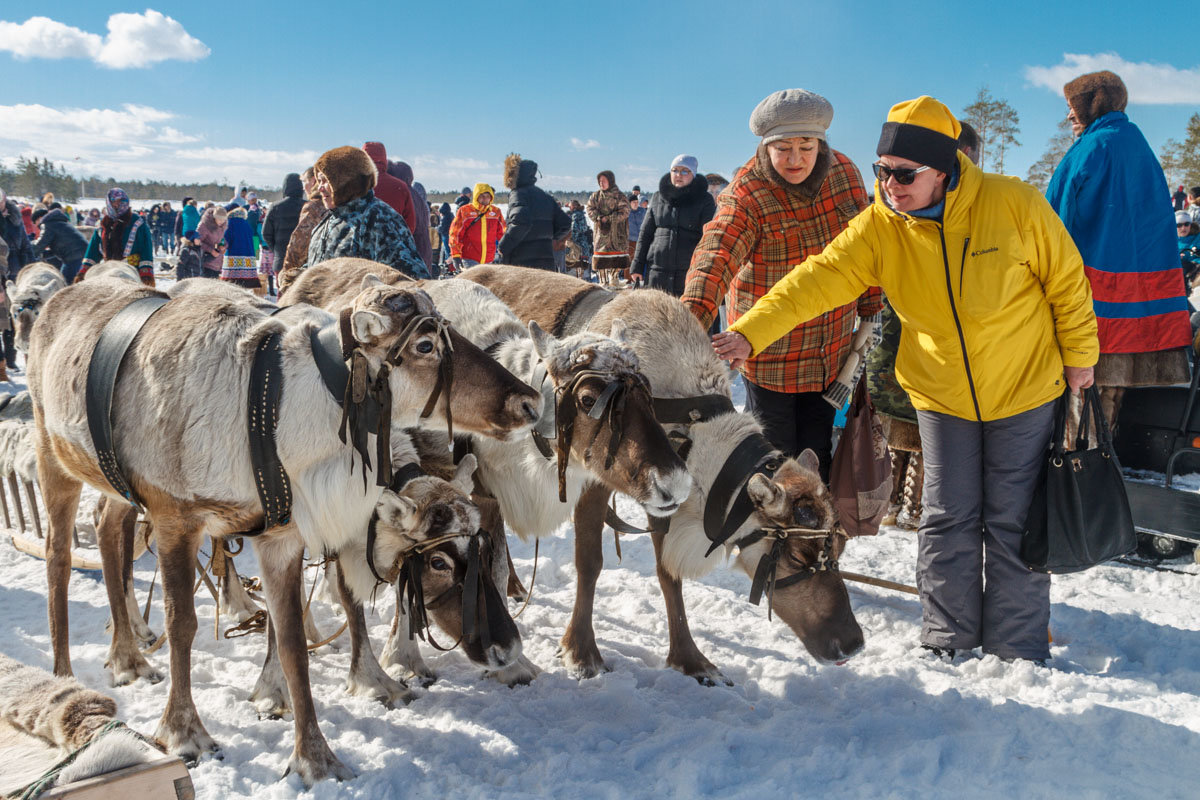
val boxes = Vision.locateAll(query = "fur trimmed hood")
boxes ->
[596,170,618,191]
[656,171,711,204]
[504,153,538,190]
[1064,70,1128,129]
[316,146,377,207]
[753,140,832,202]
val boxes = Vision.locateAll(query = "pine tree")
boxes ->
[1026,118,1074,192]
[961,87,1021,173]
[1160,113,1200,189]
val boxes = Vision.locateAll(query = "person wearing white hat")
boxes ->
[630,154,715,295]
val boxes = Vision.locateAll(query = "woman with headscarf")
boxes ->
[196,205,229,279]
[683,89,881,479]
[585,170,629,286]
[1046,70,1192,429]
[630,154,716,295]
[78,188,155,284]
[712,95,1098,665]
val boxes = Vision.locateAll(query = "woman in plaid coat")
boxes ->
[683,89,880,479]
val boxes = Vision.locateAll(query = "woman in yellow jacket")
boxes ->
[715,96,1099,664]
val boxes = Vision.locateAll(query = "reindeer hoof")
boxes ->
[485,655,541,687]
[345,672,417,707]
[559,650,610,680]
[283,745,354,787]
[670,659,733,687]
[107,654,163,686]
[250,686,291,718]
[155,719,219,766]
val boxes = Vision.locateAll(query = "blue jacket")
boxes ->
[627,205,647,243]
[1046,111,1191,353]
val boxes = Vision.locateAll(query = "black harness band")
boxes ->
[86,294,170,508]
[702,434,779,556]
[366,462,428,586]
[243,331,291,535]
[652,394,736,425]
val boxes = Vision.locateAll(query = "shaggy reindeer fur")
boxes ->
[464,266,865,679]
[6,263,67,353]
[28,275,540,786]
[83,260,141,282]
[284,256,412,310]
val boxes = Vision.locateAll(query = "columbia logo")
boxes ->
[970,247,999,257]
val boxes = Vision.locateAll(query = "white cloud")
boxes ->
[1025,53,1200,104]
[570,137,601,151]
[0,10,209,69]
[0,102,310,185]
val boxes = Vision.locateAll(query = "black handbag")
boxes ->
[1020,387,1136,573]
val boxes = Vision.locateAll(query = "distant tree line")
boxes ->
[0,156,278,204]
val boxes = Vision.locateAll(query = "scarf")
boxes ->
[105,188,130,220]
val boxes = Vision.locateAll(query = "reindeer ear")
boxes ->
[609,317,628,343]
[528,320,558,360]
[746,473,785,512]
[360,273,386,290]
[351,309,389,342]
[376,491,419,530]
[797,448,821,475]
[451,453,477,494]
[4,281,14,297]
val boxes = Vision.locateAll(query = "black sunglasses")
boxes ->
[872,163,931,185]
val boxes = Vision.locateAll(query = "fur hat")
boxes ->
[1063,70,1128,129]
[876,95,961,174]
[503,153,523,190]
[750,89,834,143]
[596,170,618,190]
[315,145,377,206]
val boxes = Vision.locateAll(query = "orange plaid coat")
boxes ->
[682,147,882,393]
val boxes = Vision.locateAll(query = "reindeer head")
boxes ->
[366,455,521,669]
[7,271,63,353]
[529,320,691,517]
[733,450,864,665]
[347,275,542,441]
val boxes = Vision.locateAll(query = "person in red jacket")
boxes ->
[449,183,505,269]
[362,141,416,234]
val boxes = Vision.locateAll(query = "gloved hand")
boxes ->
[822,312,882,408]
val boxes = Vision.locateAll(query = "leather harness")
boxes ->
[86,294,293,535]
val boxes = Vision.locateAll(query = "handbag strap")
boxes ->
[1072,386,1114,454]
[1051,389,1070,456]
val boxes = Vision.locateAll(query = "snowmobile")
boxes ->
[1114,355,1200,562]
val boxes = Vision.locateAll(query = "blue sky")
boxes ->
[0,2,1195,193]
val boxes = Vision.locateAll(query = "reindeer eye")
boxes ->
[579,394,596,410]
[429,556,451,571]
[416,340,434,354]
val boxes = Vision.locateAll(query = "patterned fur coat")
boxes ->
[307,190,428,279]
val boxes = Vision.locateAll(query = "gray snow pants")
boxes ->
[916,400,1055,659]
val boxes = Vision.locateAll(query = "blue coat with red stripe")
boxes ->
[1047,111,1191,354]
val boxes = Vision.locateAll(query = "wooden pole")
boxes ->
[840,570,919,596]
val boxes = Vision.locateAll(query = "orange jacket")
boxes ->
[450,184,505,263]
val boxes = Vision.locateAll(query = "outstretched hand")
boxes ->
[712,331,751,370]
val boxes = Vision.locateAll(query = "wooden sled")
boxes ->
[9,522,149,573]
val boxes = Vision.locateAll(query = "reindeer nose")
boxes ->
[795,506,820,529]
[521,399,540,423]
[506,391,543,426]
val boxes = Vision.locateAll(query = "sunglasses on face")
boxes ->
[872,163,931,185]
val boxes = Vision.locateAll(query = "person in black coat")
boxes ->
[630,155,716,295]
[30,207,89,282]
[437,203,454,267]
[497,154,570,270]
[261,173,305,269]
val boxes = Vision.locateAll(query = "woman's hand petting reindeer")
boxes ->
[712,331,751,370]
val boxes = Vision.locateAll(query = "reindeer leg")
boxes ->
[153,516,219,764]
[250,614,290,718]
[379,581,437,686]
[253,532,352,786]
[106,506,157,648]
[99,501,161,685]
[559,483,611,679]
[22,480,41,538]
[218,544,262,623]
[36,434,82,678]
[651,529,730,686]
[9,473,26,532]
[0,476,11,528]
[336,562,416,706]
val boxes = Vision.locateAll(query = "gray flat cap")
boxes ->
[749,89,834,143]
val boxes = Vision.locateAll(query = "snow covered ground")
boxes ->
[1,360,1199,799]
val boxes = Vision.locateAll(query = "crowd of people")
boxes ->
[0,68,1191,666]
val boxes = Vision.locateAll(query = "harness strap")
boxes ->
[366,462,427,585]
[242,331,291,535]
[702,434,778,556]
[86,294,170,508]
[652,394,735,425]
[555,287,616,337]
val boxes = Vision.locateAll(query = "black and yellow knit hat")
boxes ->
[875,96,962,174]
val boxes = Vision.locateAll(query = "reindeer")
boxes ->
[82,260,141,282]
[285,261,693,686]
[463,265,865,684]
[27,275,541,785]
[6,263,67,354]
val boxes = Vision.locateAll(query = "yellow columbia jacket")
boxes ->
[729,152,1099,421]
